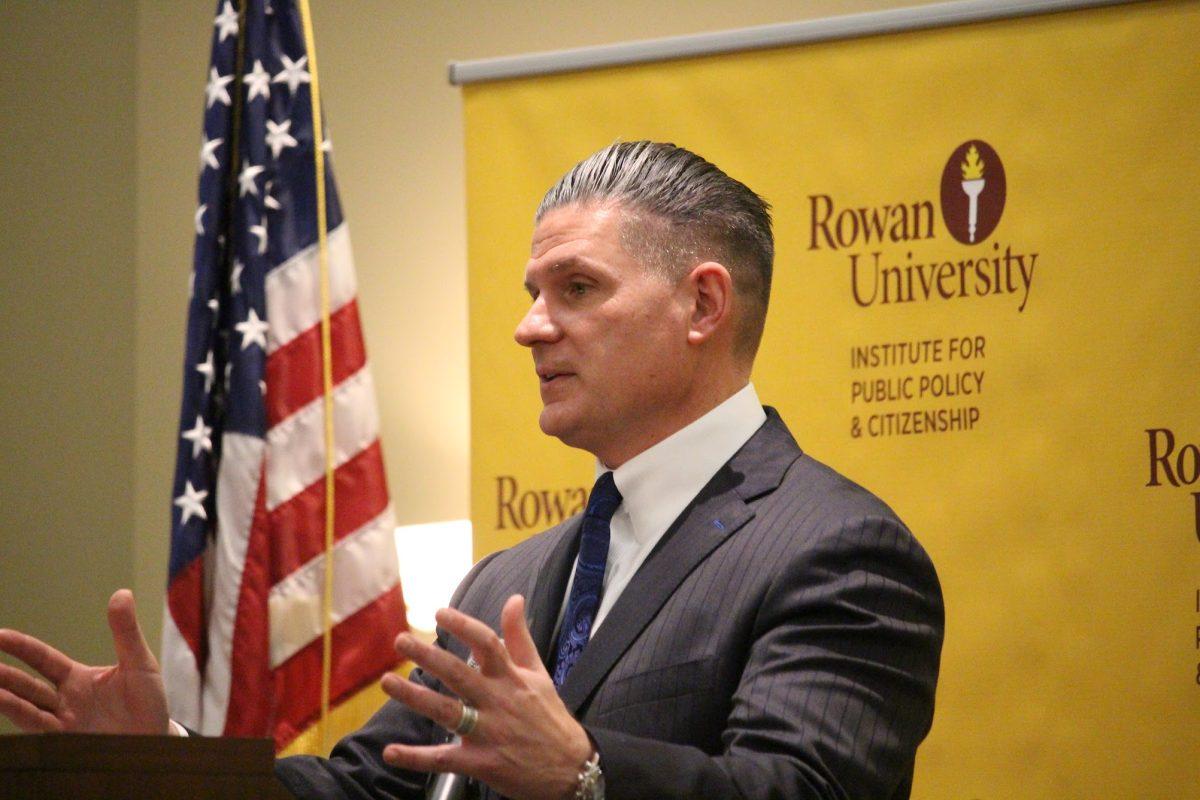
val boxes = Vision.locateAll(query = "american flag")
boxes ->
[162,0,406,749]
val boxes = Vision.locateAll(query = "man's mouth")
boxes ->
[537,368,572,384]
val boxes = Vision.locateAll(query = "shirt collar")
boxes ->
[597,383,767,548]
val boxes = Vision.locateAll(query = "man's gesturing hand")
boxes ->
[381,594,593,800]
[0,589,170,735]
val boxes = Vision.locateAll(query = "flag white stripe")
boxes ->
[200,431,265,736]
[265,222,357,354]
[161,603,202,730]
[265,365,380,511]
[268,505,400,668]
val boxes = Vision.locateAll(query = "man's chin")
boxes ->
[538,407,588,450]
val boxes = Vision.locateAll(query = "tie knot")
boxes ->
[585,471,622,522]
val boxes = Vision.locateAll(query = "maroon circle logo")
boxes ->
[940,140,1006,245]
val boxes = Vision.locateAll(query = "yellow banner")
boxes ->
[463,1,1200,795]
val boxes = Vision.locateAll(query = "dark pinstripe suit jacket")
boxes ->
[276,409,944,799]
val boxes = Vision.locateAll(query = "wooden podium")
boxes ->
[0,733,292,799]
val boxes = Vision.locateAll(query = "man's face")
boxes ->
[514,203,695,466]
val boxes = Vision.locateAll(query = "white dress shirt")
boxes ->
[557,382,767,637]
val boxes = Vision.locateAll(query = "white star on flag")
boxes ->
[180,415,213,459]
[199,136,223,172]
[238,160,265,197]
[236,308,270,350]
[213,1,239,42]
[272,54,311,94]
[194,204,207,235]
[243,59,271,102]
[196,349,215,393]
[265,119,298,159]
[230,259,244,294]
[174,480,209,525]
[205,67,233,109]
[207,297,219,313]
[250,219,268,254]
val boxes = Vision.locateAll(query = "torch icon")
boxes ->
[960,144,985,243]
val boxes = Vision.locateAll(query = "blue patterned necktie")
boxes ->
[552,471,622,687]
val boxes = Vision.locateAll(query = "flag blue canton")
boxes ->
[169,0,344,581]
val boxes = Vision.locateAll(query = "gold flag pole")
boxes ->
[295,0,337,755]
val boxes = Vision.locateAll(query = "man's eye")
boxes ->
[567,282,589,297]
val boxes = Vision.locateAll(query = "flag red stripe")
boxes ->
[265,299,367,427]
[166,555,208,670]
[222,467,274,736]
[270,584,407,749]
[267,439,390,583]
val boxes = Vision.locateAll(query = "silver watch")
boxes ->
[573,750,604,800]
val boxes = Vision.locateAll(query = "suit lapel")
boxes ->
[557,484,751,713]
[558,409,801,714]
[526,518,581,668]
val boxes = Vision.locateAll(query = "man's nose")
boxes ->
[514,297,560,347]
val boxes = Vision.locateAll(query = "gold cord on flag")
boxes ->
[296,0,337,754]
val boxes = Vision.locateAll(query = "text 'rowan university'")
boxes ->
[806,141,1039,313]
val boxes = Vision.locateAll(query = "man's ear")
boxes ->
[685,262,734,345]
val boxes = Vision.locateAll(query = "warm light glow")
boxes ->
[394,519,473,632]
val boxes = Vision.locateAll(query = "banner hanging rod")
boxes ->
[448,0,1135,85]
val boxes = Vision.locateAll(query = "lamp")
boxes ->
[394,519,473,633]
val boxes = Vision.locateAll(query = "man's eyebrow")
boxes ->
[546,257,580,274]
[523,257,584,292]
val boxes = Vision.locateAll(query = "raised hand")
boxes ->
[380,594,593,800]
[0,589,170,735]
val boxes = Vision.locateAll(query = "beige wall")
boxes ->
[0,1,137,703]
[2,0,936,733]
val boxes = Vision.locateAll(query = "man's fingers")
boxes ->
[0,629,73,686]
[0,687,64,732]
[382,741,479,776]
[499,595,540,670]
[434,607,510,677]
[107,590,158,673]
[381,673,469,735]
[394,633,481,701]
[0,662,58,711]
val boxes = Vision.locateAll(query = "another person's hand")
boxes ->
[0,589,170,735]
[381,594,593,800]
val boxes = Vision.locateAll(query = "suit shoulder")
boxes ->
[777,450,906,524]
[756,450,939,588]
[745,410,905,527]
[751,449,944,626]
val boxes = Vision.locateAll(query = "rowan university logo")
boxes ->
[940,140,1006,245]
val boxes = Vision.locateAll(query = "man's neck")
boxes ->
[597,377,752,468]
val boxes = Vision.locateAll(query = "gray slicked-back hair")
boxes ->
[536,141,773,360]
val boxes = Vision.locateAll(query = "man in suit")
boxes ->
[0,142,943,799]
[275,141,943,799]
